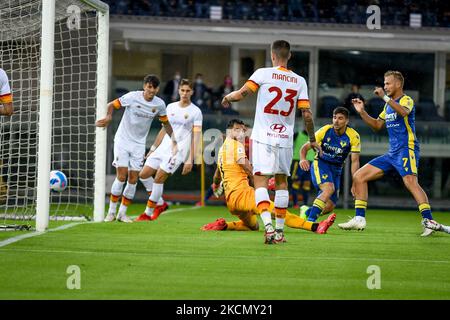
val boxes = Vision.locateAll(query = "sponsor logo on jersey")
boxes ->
[270,123,287,133]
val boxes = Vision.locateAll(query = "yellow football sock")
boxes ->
[285,212,313,231]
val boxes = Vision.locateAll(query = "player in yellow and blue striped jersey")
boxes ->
[299,107,361,222]
[338,70,447,236]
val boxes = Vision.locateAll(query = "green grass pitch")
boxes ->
[1,204,449,300]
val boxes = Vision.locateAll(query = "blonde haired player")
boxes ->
[96,74,176,223]
[0,68,13,116]
[135,78,202,221]
[201,119,335,234]
[222,40,321,244]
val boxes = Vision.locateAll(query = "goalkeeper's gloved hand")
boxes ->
[212,182,224,198]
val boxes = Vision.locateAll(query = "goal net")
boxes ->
[0,0,109,230]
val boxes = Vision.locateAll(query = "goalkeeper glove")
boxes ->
[212,182,224,198]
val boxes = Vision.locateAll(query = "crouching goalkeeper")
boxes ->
[201,119,335,234]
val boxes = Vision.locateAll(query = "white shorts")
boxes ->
[112,141,145,171]
[144,137,189,174]
[251,140,292,176]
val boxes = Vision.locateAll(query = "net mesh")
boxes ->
[0,0,102,224]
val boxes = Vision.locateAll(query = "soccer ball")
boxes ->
[50,170,68,192]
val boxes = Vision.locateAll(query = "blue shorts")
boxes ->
[292,160,311,182]
[369,148,420,177]
[310,159,342,205]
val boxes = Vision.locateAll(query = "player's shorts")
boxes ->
[251,140,292,176]
[310,158,342,205]
[144,137,189,174]
[112,141,145,171]
[369,148,420,177]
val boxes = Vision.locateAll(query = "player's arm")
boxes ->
[221,84,253,108]
[160,118,178,156]
[0,101,13,116]
[350,152,360,177]
[374,87,410,118]
[352,98,385,132]
[350,152,360,198]
[182,126,202,175]
[0,70,13,116]
[237,156,254,186]
[299,142,312,171]
[95,100,117,127]
[213,167,222,185]
[300,108,322,156]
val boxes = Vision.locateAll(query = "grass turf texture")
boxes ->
[0,204,449,299]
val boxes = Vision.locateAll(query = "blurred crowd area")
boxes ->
[104,0,450,28]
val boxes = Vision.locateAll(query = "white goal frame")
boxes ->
[35,0,109,231]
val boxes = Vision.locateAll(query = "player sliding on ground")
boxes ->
[222,40,321,244]
[201,119,335,235]
[96,74,176,223]
[299,107,360,222]
[338,70,447,236]
[135,79,202,221]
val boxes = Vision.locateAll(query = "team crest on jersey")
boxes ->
[171,113,175,117]
[184,113,189,119]
[327,137,331,142]
[322,174,328,180]
[152,108,156,113]
[340,141,347,148]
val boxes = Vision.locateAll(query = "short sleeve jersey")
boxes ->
[246,66,309,148]
[315,124,361,166]
[378,95,418,152]
[165,102,202,150]
[113,91,167,145]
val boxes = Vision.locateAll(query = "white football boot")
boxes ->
[338,216,366,231]
[103,213,116,222]
[420,218,439,237]
[116,214,133,223]
[299,205,309,220]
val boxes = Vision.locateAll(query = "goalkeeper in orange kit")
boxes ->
[201,119,335,234]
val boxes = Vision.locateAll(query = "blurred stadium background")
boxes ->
[99,0,450,211]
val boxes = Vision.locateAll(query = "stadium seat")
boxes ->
[318,96,341,118]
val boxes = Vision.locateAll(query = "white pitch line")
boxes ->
[0,222,83,248]
[1,246,449,265]
[0,206,202,248]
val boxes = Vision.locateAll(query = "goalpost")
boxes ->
[0,0,109,231]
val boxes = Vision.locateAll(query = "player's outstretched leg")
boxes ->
[256,187,276,244]
[116,181,137,223]
[104,177,125,222]
[273,189,289,243]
